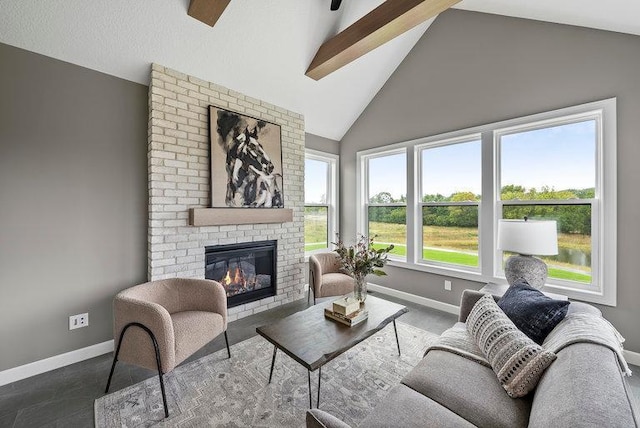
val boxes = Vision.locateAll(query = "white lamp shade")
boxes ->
[497,220,558,256]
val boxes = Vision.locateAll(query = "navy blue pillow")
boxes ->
[497,281,570,345]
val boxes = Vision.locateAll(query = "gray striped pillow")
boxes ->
[466,294,556,398]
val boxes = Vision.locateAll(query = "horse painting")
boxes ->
[210,107,284,208]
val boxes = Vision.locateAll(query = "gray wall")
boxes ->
[340,10,640,351]
[0,43,148,371]
[305,132,340,154]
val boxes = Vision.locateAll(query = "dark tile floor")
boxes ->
[1,292,638,427]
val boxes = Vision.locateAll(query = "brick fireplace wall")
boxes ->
[147,64,305,321]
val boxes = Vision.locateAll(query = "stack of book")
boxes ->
[324,296,368,326]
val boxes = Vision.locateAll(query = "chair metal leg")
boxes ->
[224,331,231,359]
[268,345,277,383]
[104,322,169,418]
[105,330,126,394]
[152,338,169,419]
[393,319,401,356]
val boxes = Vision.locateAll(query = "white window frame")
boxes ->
[358,147,408,261]
[304,149,339,256]
[493,103,616,305]
[356,98,617,306]
[416,134,482,272]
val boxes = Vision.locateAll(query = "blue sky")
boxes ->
[501,120,595,191]
[305,158,328,203]
[366,120,595,199]
[305,120,596,202]
[369,153,407,200]
[422,141,481,197]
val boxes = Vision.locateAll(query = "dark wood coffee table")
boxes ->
[256,294,408,408]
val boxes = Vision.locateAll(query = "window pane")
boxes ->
[368,206,406,258]
[368,153,406,203]
[422,140,481,202]
[422,206,479,267]
[502,204,591,284]
[304,206,328,252]
[305,159,328,204]
[501,120,596,200]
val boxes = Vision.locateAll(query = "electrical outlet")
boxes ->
[69,313,89,330]
[444,280,452,291]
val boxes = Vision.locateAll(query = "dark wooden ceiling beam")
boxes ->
[306,0,461,80]
[188,0,231,27]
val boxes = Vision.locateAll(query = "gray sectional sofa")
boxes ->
[306,289,639,428]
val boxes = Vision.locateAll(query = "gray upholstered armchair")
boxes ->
[104,278,229,418]
[308,252,353,305]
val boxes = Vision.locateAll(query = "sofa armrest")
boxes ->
[306,410,353,428]
[458,289,497,322]
[530,343,639,427]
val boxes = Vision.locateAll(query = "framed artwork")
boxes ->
[209,106,284,208]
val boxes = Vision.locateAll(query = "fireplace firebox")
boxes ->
[205,240,277,307]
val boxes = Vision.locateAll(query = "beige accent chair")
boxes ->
[104,278,229,418]
[308,252,354,305]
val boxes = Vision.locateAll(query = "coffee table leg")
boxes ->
[393,319,401,356]
[268,346,277,383]
[317,366,322,408]
[308,370,312,408]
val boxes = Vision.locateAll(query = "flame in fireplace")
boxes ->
[222,266,245,287]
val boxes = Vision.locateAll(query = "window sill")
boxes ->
[543,282,615,306]
[386,260,616,307]
[386,260,491,283]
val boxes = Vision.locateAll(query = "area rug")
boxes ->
[95,322,437,427]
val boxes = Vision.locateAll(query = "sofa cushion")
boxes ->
[498,281,570,344]
[403,350,532,428]
[359,384,476,428]
[467,294,556,398]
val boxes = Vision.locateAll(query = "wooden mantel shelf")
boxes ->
[189,207,293,226]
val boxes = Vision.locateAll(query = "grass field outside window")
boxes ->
[369,221,591,282]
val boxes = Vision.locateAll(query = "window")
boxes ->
[304,150,338,255]
[362,150,407,259]
[356,98,616,305]
[419,137,481,269]
[497,119,596,287]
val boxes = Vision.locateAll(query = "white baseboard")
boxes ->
[624,350,640,368]
[367,283,460,315]
[3,293,636,386]
[0,340,114,387]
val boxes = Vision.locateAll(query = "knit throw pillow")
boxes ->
[466,294,557,398]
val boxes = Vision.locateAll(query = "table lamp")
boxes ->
[497,218,558,289]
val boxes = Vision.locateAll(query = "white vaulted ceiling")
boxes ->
[1,0,640,140]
